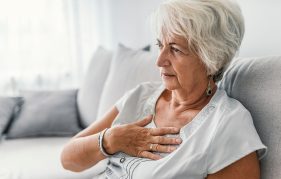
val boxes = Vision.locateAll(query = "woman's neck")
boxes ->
[168,82,217,114]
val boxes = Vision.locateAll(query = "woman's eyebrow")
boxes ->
[169,42,188,50]
[168,42,176,45]
[157,39,187,49]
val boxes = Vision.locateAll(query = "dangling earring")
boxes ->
[206,75,212,96]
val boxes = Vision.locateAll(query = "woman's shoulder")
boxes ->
[206,89,267,174]
[213,88,250,115]
[207,88,253,129]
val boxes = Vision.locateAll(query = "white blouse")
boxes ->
[102,82,267,179]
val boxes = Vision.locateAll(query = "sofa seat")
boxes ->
[0,137,105,179]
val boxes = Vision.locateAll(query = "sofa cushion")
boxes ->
[0,97,19,136]
[218,56,281,179]
[6,90,81,139]
[77,46,112,127]
[96,44,161,119]
[0,137,107,179]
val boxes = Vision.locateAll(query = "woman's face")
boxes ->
[156,35,208,92]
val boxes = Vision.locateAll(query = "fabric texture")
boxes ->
[97,44,161,120]
[6,90,81,139]
[104,82,267,179]
[0,97,19,136]
[218,56,281,179]
[77,46,113,127]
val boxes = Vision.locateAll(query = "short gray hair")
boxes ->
[151,0,245,82]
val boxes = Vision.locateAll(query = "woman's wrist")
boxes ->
[102,128,116,155]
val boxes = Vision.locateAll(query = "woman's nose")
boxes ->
[156,49,170,67]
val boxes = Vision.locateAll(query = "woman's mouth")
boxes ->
[162,73,175,79]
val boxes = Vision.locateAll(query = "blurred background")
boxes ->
[0,0,280,96]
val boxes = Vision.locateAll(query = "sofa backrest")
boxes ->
[219,56,281,179]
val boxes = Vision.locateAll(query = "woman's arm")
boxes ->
[61,106,182,172]
[206,152,260,179]
[60,106,118,172]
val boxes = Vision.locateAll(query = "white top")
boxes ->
[104,82,267,179]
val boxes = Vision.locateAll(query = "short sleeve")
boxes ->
[114,92,129,112]
[207,106,267,174]
[114,85,140,112]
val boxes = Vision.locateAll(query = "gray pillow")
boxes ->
[142,45,151,51]
[6,90,82,139]
[0,97,19,136]
[218,56,281,179]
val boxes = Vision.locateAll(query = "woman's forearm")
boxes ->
[60,115,182,172]
[61,106,119,172]
[61,133,105,172]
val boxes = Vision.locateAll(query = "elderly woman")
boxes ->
[61,0,267,178]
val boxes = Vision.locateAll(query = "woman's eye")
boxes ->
[171,46,181,53]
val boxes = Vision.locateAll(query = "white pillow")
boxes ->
[77,46,112,127]
[97,44,161,120]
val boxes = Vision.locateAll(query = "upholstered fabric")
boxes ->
[96,44,160,120]
[77,46,113,127]
[6,90,81,139]
[0,97,19,136]
[218,56,281,179]
[0,137,106,179]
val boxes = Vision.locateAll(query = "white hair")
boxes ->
[151,0,245,82]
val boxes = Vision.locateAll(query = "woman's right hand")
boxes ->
[103,115,182,160]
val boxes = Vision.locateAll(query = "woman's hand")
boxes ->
[103,115,182,160]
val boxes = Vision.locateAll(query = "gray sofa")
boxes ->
[0,46,280,178]
[0,137,102,179]
[219,56,281,179]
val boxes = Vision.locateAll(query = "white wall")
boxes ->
[97,0,164,50]
[98,0,281,57]
[237,0,281,57]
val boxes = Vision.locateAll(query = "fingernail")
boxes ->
[156,156,162,160]
[176,138,182,143]
[170,147,177,151]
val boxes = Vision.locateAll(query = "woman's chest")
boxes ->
[154,99,200,129]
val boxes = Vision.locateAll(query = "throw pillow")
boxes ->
[77,46,112,127]
[142,45,151,51]
[96,44,161,120]
[6,90,81,139]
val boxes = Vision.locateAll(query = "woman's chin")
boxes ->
[162,80,177,90]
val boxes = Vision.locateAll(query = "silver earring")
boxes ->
[206,76,212,96]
